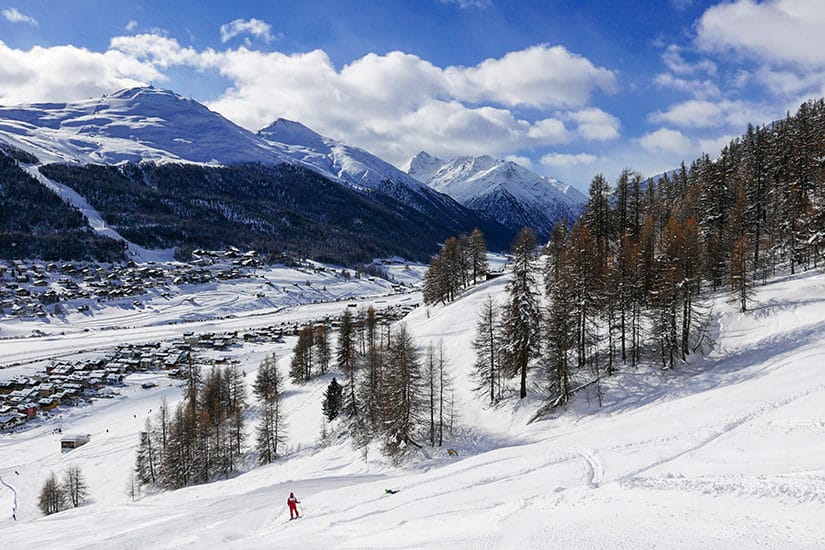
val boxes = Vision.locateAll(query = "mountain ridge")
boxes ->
[407,151,587,238]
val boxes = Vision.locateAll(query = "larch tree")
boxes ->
[472,294,501,404]
[500,228,541,399]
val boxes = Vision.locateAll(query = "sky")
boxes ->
[0,0,823,191]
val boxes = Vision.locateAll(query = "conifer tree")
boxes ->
[322,377,344,422]
[468,227,488,284]
[472,294,501,403]
[254,354,287,464]
[380,324,423,457]
[500,228,541,399]
[337,309,358,416]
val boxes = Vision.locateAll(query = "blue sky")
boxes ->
[1,1,823,190]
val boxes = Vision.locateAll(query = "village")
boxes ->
[0,296,418,434]
[0,248,266,321]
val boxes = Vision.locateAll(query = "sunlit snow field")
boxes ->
[1,265,824,548]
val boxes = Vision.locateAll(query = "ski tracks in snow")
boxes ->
[578,449,603,489]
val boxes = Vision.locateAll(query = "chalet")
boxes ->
[37,384,55,397]
[17,402,37,418]
[0,414,24,430]
[61,433,90,450]
[0,380,13,394]
[38,397,58,410]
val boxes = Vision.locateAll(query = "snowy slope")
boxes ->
[2,267,825,547]
[259,119,428,193]
[257,120,512,246]
[0,87,288,166]
[408,152,587,238]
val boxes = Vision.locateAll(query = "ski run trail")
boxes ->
[2,266,825,548]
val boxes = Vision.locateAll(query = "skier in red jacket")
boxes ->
[287,492,300,519]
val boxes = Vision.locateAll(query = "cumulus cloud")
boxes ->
[101,35,620,164]
[540,152,598,167]
[0,39,161,106]
[638,128,694,155]
[0,30,621,172]
[505,155,533,168]
[2,7,37,26]
[219,18,277,44]
[649,99,778,129]
[446,45,618,108]
[526,118,570,144]
[696,0,825,68]
[568,108,620,140]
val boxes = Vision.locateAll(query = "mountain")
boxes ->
[256,119,510,240]
[0,87,287,166]
[407,152,588,238]
[0,88,511,263]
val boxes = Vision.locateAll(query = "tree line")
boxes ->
[462,98,825,410]
[288,306,455,459]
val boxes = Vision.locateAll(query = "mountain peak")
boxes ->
[410,152,586,238]
[258,118,325,146]
[406,151,444,183]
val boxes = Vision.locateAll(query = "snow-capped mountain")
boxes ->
[0,87,288,166]
[0,87,512,261]
[407,152,588,238]
[259,118,427,193]
[257,119,511,244]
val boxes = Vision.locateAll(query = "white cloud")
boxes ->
[0,39,162,106]
[101,36,620,164]
[650,99,777,129]
[696,0,825,68]
[445,44,618,108]
[2,7,37,26]
[654,72,720,99]
[662,45,716,76]
[219,18,277,44]
[540,152,598,167]
[526,118,569,144]
[125,20,138,32]
[505,155,533,168]
[639,128,694,155]
[0,32,622,178]
[568,108,620,140]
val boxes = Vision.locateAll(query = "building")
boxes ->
[61,434,91,450]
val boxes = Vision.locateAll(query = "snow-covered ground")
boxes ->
[2,268,825,548]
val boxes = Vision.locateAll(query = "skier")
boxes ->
[287,492,300,520]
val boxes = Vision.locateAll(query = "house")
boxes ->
[0,414,24,430]
[61,433,91,450]
[16,402,36,418]
[38,397,58,410]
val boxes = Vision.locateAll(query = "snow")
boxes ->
[20,165,173,262]
[2,265,825,547]
[0,87,291,166]
[408,152,586,207]
[406,152,587,234]
[258,118,428,193]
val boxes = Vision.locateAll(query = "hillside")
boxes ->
[1,267,824,547]
[0,88,512,263]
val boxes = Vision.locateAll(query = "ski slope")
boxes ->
[2,270,825,548]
